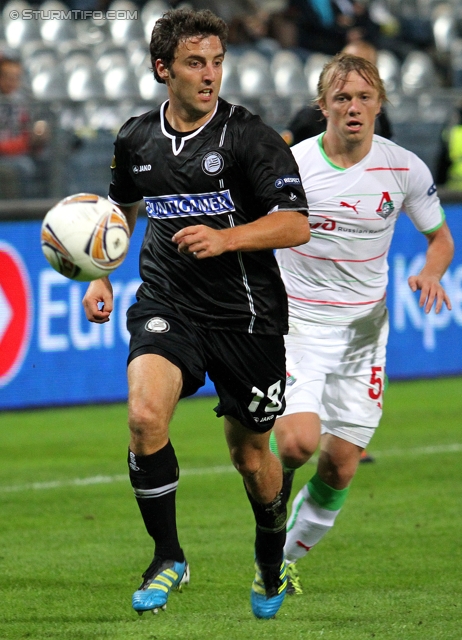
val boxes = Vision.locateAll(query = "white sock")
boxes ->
[284,484,341,562]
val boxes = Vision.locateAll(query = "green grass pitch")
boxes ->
[0,377,461,640]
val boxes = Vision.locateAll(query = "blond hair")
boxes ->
[316,53,387,107]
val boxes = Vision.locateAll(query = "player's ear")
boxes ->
[156,59,169,81]
[319,100,328,119]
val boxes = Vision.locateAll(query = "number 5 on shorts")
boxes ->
[368,366,383,401]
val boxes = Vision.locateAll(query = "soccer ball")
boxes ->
[41,193,130,282]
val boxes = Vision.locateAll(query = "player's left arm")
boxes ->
[408,221,454,314]
[172,209,310,258]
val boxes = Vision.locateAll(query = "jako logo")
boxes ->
[132,164,151,174]
[257,415,274,422]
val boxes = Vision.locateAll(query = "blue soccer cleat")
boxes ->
[251,558,287,619]
[132,557,189,615]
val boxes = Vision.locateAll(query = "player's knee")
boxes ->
[229,445,264,479]
[335,466,355,487]
[128,399,168,442]
[318,460,356,490]
[279,432,318,468]
[318,442,362,489]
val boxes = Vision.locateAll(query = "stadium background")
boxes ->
[1,0,462,409]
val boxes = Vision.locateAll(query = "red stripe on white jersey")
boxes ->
[311,213,386,221]
[288,293,387,306]
[289,247,388,263]
[365,167,409,171]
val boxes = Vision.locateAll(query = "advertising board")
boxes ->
[1,207,461,410]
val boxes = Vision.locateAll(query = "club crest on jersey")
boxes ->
[376,192,395,219]
[275,175,301,189]
[202,152,224,175]
[145,317,170,333]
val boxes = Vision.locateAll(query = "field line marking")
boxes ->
[0,445,461,494]
[372,443,462,457]
[0,465,236,494]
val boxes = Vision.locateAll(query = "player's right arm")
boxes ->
[84,118,143,323]
[82,276,113,324]
[118,202,140,237]
[83,202,140,323]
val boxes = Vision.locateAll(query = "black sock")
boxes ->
[282,468,296,504]
[128,441,184,562]
[244,483,287,566]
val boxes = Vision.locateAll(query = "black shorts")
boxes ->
[126,298,286,433]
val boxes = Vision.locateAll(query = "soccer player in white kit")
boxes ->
[273,53,455,594]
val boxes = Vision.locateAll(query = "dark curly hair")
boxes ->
[150,8,228,84]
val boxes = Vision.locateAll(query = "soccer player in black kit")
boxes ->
[83,8,310,619]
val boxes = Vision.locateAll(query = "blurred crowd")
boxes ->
[0,51,50,197]
[1,0,462,199]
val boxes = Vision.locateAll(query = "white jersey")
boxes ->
[276,133,445,325]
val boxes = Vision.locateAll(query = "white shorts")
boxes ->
[283,305,389,446]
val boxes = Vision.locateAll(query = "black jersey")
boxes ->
[109,98,308,335]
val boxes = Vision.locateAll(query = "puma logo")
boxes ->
[340,200,360,214]
[296,540,311,551]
